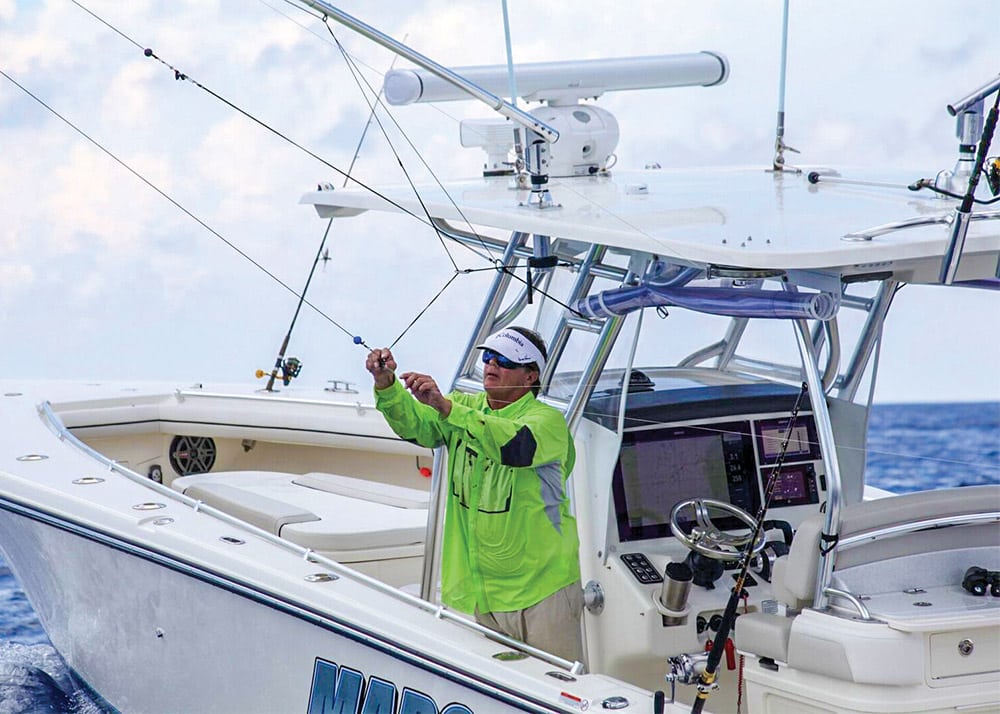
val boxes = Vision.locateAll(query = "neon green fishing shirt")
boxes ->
[375,379,580,614]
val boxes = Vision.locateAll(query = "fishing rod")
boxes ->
[939,79,1000,284]
[688,381,809,714]
[259,47,405,392]
[259,219,332,391]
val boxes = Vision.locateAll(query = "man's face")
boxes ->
[482,354,537,407]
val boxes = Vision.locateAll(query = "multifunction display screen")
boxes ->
[612,421,759,542]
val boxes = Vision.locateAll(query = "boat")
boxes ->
[1,1,998,712]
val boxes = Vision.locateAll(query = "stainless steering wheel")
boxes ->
[669,498,765,561]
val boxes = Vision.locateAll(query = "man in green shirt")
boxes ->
[365,326,583,663]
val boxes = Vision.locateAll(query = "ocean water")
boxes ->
[0,402,997,712]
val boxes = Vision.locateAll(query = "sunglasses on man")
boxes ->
[481,348,529,370]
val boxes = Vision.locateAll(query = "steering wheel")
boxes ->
[669,498,765,561]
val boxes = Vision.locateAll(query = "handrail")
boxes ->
[841,209,999,242]
[823,587,872,620]
[37,400,583,674]
[818,512,1000,621]
[838,512,1000,549]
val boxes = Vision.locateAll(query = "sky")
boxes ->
[0,0,998,403]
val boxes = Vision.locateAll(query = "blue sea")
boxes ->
[0,402,997,712]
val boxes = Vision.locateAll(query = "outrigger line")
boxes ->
[261,40,407,391]
[0,67,354,348]
[53,1,584,380]
[688,382,810,714]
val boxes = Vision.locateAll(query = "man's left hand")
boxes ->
[401,372,452,418]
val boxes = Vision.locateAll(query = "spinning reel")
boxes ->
[256,356,303,387]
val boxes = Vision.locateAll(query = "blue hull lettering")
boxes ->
[308,659,474,714]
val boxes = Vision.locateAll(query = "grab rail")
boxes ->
[838,512,1000,549]
[36,400,584,675]
[841,209,999,242]
[823,587,872,620]
[819,512,1000,621]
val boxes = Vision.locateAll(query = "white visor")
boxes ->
[476,328,546,373]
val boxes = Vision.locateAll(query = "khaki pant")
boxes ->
[475,581,585,664]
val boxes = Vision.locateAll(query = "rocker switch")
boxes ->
[620,552,663,584]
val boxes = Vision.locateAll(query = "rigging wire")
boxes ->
[0,67,356,344]
[1,1,985,511]
[322,20,460,273]
[71,0,585,349]
[45,1,994,484]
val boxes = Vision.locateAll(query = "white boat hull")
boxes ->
[0,503,567,713]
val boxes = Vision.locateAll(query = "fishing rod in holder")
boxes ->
[257,219,334,391]
[664,382,810,713]
[938,74,1000,284]
[257,36,408,393]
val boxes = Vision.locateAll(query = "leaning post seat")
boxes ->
[771,484,1000,608]
[737,485,1000,685]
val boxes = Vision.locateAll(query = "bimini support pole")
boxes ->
[793,319,844,609]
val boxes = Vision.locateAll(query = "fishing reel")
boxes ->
[255,357,303,387]
[280,357,303,384]
[988,157,1000,196]
[664,651,717,704]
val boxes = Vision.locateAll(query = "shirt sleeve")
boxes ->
[444,396,570,469]
[373,379,449,449]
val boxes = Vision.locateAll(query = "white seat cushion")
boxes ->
[736,612,794,663]
[180,482,320,535]
[293,472,429,509]
[172,470,427,553]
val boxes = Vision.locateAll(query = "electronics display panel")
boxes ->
[754,415,821,465]
[612,420,760,543]
[765,463,820,507]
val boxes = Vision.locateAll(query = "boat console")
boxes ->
[578,377,865,695]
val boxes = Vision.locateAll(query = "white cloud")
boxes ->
[0,0,996,402]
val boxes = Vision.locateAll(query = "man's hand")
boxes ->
[365,348,397,390]
[401,372,452,418]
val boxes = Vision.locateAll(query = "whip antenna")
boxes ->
[771,0,800,172]
[501,0,529,189]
